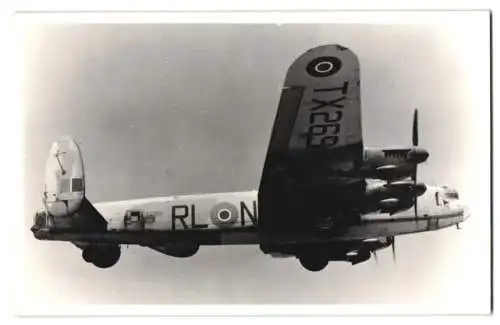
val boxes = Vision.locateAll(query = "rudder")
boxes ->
[43,136,85,218]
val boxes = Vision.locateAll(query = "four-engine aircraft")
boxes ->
[30,44,469,272]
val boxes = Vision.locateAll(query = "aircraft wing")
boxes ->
[258,45,364,236]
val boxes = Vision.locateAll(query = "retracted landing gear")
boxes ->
[82,244,121,269]
[297,246,330,272]
[299,255,329,272]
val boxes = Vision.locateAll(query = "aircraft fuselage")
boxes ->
[32,184,468,247]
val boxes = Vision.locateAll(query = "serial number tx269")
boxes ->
[306,81,349,149]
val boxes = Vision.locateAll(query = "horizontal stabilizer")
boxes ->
[71,198,108,232]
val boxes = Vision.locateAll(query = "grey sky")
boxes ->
[19,16,490,312]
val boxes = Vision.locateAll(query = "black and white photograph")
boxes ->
[13,11,491,315]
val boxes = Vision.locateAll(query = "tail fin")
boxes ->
[43,136,85,218]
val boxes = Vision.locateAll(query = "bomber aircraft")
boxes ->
[30,44,469,272]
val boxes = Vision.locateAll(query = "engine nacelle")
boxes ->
[385,181,426,197]
[379,198,414,214]
[150,243,200,258]
[362,237,393,251]
[379,198,400,211]
[364,181,426,214]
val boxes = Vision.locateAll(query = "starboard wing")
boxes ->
[258,45,364,236]
[264,44,363,167]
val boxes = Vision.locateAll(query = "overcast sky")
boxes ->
[17,13,490,313]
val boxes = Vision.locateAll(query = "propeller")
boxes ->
[412,109,419,147]
[411,109,419,185]
[390,236,396,263]
[411,109,419,220]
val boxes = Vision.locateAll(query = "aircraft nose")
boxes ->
[408,148,429,163]
[462,205,471,221]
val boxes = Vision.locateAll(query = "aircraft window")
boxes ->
[72,178,83,192]
[434,191,440,206]
[124,210,143,226]
[445,191,459,199]
[129,211,141,217]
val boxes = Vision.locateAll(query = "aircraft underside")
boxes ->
[31,201,464,272]
[30,44,468,273]
[31,226,392,272]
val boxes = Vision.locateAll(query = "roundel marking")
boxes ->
[210,202,239,228]
[306,56,342,78]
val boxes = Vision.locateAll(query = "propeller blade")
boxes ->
[373,251,378,264]
[411,109,422,221]
[391,237,396,263]
[411,138,418,220]
[414,196,419,221]
[412,109,419,146]
[411,168,417,184]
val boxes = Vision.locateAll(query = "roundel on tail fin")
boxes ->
[43,136,85,217]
